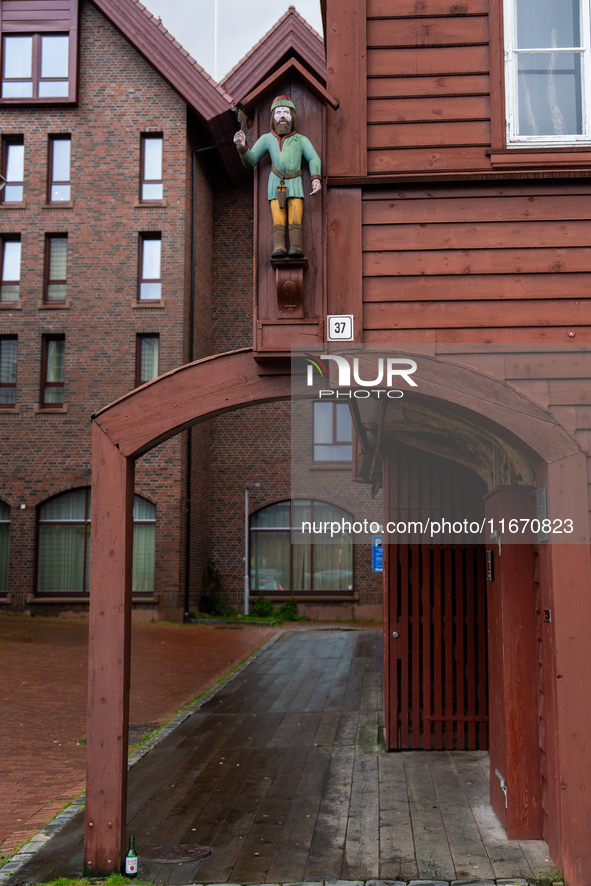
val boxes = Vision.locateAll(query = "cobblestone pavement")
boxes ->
[0,616,279,857]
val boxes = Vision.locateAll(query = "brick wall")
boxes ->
[212,180,254,354]
[0,0,211,615]
[0,1,384,621]
[208,402,383,620]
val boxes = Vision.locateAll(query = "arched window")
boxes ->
[250,500,353,596]
[0,499,10,593]
[37,489,156,595]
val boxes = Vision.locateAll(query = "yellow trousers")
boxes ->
[270,197,303,226]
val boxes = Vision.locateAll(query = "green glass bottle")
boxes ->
[125,835,138,878]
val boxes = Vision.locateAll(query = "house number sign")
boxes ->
[327,314,354,341]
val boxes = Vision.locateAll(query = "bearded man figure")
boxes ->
[233,96,321,258]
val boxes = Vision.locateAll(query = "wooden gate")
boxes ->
[385,443,488,750]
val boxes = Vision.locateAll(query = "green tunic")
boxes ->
[240,131,321,201]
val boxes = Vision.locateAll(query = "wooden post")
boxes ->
[83,351,292,874]
[485,486,541,839]
[83,422,135,876]
[537,452,591,886]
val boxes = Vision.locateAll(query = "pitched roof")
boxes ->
[91,0,234,124]
[240,58,339,116]
[221,5,325,103]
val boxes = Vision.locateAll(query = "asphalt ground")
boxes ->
[0,615,279,858]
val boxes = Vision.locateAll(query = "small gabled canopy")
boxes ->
[221,5,326,103]
[240,57,338,117]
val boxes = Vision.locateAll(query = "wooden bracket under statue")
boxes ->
[271,256,308,318]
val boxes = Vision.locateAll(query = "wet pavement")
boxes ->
[1,629,557,885]
[0,615,277,856]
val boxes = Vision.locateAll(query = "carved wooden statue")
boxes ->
[234,95,321,258]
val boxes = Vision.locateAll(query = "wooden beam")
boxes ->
[536,453,591,886]
[325,0,367,176]
[84,423,135,877]
[93,349,292,459]
[327,188,363,342]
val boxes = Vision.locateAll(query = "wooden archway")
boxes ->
[84,350,291,876]
[84,348,591,882]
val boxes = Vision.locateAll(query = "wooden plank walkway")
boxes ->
[8,629,557,884]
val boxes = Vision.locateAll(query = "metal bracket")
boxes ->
[495,768,508,808]
[491,529,501,556]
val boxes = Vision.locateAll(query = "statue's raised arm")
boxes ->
[234,96,321,258]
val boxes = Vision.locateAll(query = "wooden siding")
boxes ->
[361,182,591,335]
[326,0,367,176]
[1,0,75,31]
[366,0,492,174]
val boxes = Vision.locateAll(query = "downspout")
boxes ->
[184,134,237,619]
[183,148,197,620]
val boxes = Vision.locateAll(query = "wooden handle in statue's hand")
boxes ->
[233,130,247,154]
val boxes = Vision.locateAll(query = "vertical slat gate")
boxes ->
[534,550,549,834]
[422,544,432,750]
[386,442,489,750]
[477,547,489,750]
[456,550,468,751]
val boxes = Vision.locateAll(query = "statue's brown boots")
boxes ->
[271,224,287,258]
[288,223,304,257]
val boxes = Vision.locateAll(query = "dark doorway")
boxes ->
[384,442,488,751]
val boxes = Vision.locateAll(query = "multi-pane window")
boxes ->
[504,0,591,144]
[139,233,161,301]
[49,136,71,202]
[0,499,9,593]
[45,235,67,301]
[1,236,21,302]
[136,334,159,385]
[250,500,353,596]
[2,137,24,202]
[141,135,163,201]
[37,489,155,595]
[38,488,90,594]
[132,496,156,592]
[2,34,70,99]
[41,335,64,407]
[313,401,353,461]
[0,337,16,406]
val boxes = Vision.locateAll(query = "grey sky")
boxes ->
[141,1,324,83]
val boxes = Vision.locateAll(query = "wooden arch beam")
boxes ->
[84,350,291,876]
[93,348,292,458]
[84,346,587,876]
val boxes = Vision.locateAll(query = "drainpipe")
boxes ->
[183,149,197,621]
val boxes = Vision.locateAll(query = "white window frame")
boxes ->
[504,0,591,146]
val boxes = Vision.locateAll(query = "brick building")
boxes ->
[0,0,382,621]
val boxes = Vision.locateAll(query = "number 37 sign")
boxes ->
[327,314,354,341]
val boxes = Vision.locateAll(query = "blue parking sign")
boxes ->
[372,536,383,572]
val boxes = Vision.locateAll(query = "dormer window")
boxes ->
[504,0,591,145]
[2,34,69,98]
[0,0,78,104]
